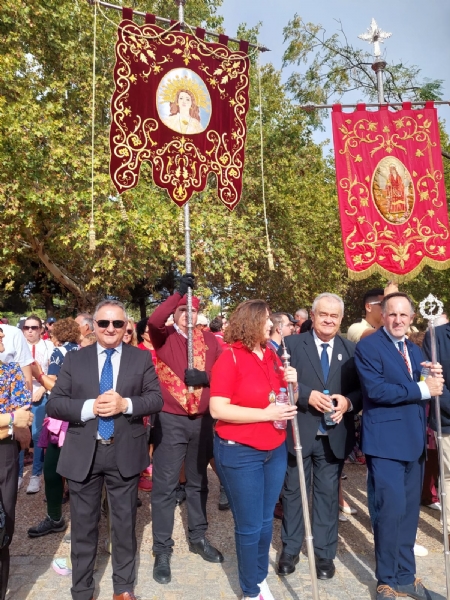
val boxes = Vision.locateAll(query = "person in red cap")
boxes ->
[148,274,224,585]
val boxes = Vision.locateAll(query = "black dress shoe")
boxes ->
[153,553,171,584]
[315,557,335,580]
[189,538,224,563]
[277,551,299,576]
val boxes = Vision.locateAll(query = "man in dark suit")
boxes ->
[47,300,163,600]
[278,293,362,580]
[355,292,444,600]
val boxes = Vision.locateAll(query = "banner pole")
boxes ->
[420,295,450,600]
[175,0,194,386]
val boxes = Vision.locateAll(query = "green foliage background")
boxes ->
[0,2,449,327]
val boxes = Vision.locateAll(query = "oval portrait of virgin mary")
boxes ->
[157,68,212,135]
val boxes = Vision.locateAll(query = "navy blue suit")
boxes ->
[355,328,427,588]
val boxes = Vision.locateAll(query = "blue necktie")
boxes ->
[397,341,404,354]
[98,348,115,440]
[319,343,330,433]
[320,343,330,382]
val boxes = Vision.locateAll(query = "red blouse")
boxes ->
[210,341,287,451]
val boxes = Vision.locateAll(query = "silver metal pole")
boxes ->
[372,58,387,105]
[281,337,320,600]
[429,321,450,599]
[174,0,194,386]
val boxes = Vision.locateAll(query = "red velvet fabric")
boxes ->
[109,11,250,210]
[332,102,450,280]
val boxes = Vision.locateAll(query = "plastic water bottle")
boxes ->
[274,388,289,430]
[323,389,336,426]
[420,364,431,382]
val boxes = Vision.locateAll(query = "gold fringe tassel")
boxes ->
[347,256,450,283]
[117,196,127,220]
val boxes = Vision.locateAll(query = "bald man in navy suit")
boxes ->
[355,292,445,600]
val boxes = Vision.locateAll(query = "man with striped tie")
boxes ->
[47,299,163,600]
[355,292,445,600]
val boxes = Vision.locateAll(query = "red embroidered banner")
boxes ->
[332,102,450,281]
[109,9,250,210]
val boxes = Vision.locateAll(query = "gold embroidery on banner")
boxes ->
[346,212,449,269]
[336,110,446,278]
[110,21,249,208]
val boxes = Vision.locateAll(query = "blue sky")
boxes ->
[217,0,450,147]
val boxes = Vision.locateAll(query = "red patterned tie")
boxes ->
[397,341,412,377]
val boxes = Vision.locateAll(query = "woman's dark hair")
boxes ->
[224,300,269,351]
[209,316,223,333]
[136,318,149,344]
[52,318,81,345]
[300,319,313,333]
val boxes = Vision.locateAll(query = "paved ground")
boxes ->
[7,464,448,599]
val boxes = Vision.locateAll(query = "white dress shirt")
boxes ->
[81,343,133,424]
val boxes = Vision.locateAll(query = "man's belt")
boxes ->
[97,438,114,445]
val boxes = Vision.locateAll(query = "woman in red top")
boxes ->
[210,300,298,600]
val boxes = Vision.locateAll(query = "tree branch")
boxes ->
[27,235,85,301]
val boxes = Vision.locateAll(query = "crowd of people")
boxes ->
[0,277,449,600]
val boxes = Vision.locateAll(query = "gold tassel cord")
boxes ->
[179,211,184,234]
[257,51,274,271]
[227,215,233,238]
[89,1,98,252]
[117,196,128,220]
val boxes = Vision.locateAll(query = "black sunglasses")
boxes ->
[125,329,133,335]
[95,319,126,329]
[23,325,40,331]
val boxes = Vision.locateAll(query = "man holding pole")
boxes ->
[355,292,445,600]
[148,275,224,585]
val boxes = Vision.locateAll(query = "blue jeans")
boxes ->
[18,394,48,478]
[214,435,287,598]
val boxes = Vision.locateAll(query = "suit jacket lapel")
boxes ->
[405,339,420,381]
[327,336,344,384]
[380,329,412,381]
[88,344,100,397]
[116,343,131,396]
[303,332,325,387]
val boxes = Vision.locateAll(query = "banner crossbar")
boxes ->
[87,0,270,52]
[300,100,450,111]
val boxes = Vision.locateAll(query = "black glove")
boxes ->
[184,368,209,387]
[178,273,195,297]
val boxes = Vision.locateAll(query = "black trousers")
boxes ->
[151,411,213,554]
[281,435,342,559]
[0,439,18,600]
[68,443,139,600]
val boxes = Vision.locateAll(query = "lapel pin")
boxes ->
[338,354,342,361]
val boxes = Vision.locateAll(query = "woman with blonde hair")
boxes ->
[210,300,298,600]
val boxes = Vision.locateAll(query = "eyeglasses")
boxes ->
[95,319,126,329]
[23,325,40,331]
[125,329,133,335]
[368,301,382,306]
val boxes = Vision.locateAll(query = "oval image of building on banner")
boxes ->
[371,156,415,225]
